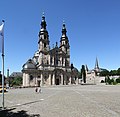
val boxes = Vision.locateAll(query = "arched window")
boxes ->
[50,56,52,64]
[44,35,46,39]
[47,60,49,64]
[44,43,46,48]
[30,75,33,81]
[44,76,47,81]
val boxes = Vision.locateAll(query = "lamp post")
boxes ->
[1,20,5,109]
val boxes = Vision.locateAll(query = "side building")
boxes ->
[85,58,106,84]
[22,14,79,87]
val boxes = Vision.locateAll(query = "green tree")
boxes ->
[109,70,117,76]
[11,77,22,86]
[117,68,120,75]
[99,70,109,76]
[108,78,112,85]
[81,65,86,83]
[116,78,120,83]
[78,71,82,79]
[0,73,6,85]
[106,76,111,84]
[111,78,114,84]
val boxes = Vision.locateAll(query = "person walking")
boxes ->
[35,87,38,93]
[38,86,42,93]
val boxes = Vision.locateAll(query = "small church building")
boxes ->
[85,58,106,84]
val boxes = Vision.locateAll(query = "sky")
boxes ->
[0,0,120,75]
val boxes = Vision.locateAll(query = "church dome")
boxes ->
[23,59,36,69]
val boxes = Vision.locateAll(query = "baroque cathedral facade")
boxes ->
[22,15,79,87]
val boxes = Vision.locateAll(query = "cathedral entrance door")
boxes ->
[37,80,41,87]
[56,79,59,85]
[54,69,62,85]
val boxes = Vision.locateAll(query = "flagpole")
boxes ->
[2,49,4,109]
[1,20,5,109]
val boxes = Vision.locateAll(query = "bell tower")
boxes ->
[60,22,70,55]
[94,57,100,72]
[38,13,50,66]
[59,22,70,66]
[38,13,50,53]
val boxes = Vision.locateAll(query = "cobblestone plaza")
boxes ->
[0,85,120,117]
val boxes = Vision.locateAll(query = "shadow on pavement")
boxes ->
[10,99,43,108]
[0,107,40,117]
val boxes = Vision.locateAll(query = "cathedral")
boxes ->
[22,14,79,87]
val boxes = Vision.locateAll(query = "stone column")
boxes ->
[76,77,78,85]
[40,74,43,86]
[63,58,65,66]
[61,74,63,85]
[64,75,67,85]
[35,76,37,86]
[60,57,62,66]
[52,74,55,85]
[52,57,54,65]
[48,55,50,65]
[69,76,71,85]
[23,73,26,87]
[33,76,36,86]
[26,74,30,87]
[48,74,51,85]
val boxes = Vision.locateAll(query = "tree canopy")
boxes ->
[81,65,86,83]
[100,68,120,76]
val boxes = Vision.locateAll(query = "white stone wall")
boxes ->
[23,73,26,86]
[86,71,96,84]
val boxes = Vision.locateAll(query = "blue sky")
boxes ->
[0,0,120,75]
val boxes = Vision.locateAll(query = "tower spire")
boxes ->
[38,14,50,52]
[62,21,67,37]
[42,12,45,17]
[41,12,46,30]
[95,57,99,70]
[60,22,69,46]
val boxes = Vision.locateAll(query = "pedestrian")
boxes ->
[35,87,38,93]
[38,86,42,93]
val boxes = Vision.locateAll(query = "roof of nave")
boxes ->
[10,72,22,78]
[87,67,107,74]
